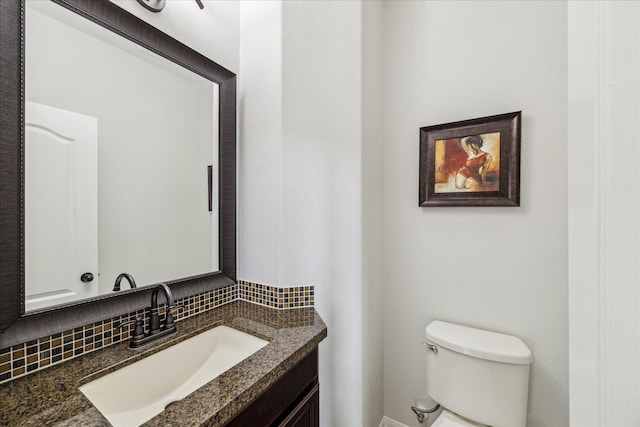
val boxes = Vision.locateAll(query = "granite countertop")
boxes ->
[0,301,327,426]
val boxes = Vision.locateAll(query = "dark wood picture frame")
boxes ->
[0,0,236,347]
[419,111,521,207]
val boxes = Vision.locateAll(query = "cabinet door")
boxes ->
[278,383,319,427]
[223,349,318,427]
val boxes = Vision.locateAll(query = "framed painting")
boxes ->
[419,111,521,207]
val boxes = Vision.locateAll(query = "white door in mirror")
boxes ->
[25,101,99,311]
[79,325,269,427]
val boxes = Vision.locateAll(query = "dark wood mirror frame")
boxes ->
[0,0,236,347]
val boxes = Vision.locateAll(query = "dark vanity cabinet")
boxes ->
[278,383,319,427]
[223,348,319,427]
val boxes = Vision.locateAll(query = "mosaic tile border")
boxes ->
[0,284,237,384]
[0,281,314,384]
[237,280,315,309]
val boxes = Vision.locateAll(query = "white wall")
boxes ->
[568,2,640,425]
[381,2,568,426]
[239,2,369,425]
[281,3,364,424]
[362,2,385,426]
[238,0,283,286]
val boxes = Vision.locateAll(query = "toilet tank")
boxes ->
[425,321,532,427]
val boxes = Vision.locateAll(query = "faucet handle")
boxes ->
[118,317,145,340]
[168,304,186,316]
[164,305,182,328]
[170,303,186,311]
[167,303,188,320]
[149,305,181,334]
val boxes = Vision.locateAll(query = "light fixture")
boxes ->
[136,0,165,12]
[136,0,204,13]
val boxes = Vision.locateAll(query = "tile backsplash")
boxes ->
[0,281,314,384]
[237,280,314,309]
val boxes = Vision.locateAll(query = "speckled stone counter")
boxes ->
[0,301,327,426]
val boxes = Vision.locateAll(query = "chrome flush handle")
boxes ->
[423,341,438,353]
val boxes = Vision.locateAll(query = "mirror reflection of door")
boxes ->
[24,1,219,312]
[25,101,99,311]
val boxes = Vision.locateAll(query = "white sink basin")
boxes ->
[79,325,269,427]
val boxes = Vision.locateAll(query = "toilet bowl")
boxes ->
[431,409,486,427]
[425,320,533,427]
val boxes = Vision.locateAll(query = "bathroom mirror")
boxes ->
[24,0,220,311]
[0,0,236,345]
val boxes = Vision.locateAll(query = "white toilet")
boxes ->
[425,320,533,427]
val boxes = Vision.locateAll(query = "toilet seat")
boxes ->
[431,409,487,427]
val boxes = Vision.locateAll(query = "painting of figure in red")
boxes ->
[434,132,500,193]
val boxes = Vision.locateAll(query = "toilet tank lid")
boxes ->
[426,321,533,365]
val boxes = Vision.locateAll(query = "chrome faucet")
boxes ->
[113,273,137,291]
[118,283,178,349]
